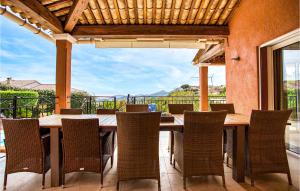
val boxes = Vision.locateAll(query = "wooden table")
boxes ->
[39,113,250,187]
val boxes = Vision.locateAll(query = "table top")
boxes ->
[39,113,250,131]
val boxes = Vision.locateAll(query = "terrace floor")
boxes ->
[1,132,300,191]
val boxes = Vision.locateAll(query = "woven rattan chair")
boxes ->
[210,103,235,166]
[97,108,119,114]
[96,108,118,167]
[2,119,50,190]
[173,111,227,189]
[248,110,292,186]
[60,108,83,114]
[168,104,193,164]
[126,104,149,112]
[116,112,161,191]
[61,118,110,187]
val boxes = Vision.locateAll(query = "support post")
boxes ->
[54,34,76,114]
[199,66,208,111]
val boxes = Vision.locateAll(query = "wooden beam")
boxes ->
[64,0,89,32]
[72,25,229,38]
[198,43,224,63]
[6,0,63,33]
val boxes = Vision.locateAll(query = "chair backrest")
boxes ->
[183,111,227,175]
[210,103,235,114]
[60,108,83,115]
[2,119,43,172]
[248,110,292,174]
[126,104,149,112]
[168,104,193,114]
[116,112,161,179]
[96,108,119,114]
[61,118,101,172]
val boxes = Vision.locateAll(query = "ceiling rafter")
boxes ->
[64,0,89,32]
[4,0,63,33]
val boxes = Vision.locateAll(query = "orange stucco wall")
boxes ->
[225,0,299,115]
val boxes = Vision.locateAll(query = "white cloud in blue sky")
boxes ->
[0,16,225,95]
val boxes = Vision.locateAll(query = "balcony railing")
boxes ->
[0,95,227,118]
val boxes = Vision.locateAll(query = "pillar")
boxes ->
[199,66,208,111]
[54,34,76,113]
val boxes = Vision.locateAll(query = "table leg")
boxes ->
[50,128,62,187]
[232,125,245,182]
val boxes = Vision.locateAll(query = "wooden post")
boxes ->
[54,34,76,114]
[199,66,208,111]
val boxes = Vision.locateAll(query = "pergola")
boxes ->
[0,0,238,113]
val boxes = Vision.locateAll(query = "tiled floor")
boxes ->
[1,132,300,191]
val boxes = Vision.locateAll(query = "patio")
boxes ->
[0,0,299,190]
[0,132,299,191]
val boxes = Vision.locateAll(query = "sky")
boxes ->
[0,16,225,96]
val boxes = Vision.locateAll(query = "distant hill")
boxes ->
[149,90,169,96]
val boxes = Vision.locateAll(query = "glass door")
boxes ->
[274,41,300,154]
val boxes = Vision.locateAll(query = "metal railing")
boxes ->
[0,95,227,118]
[0,96,56,118]
[127,95,226,112]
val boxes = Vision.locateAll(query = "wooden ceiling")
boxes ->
[1,0,239,34]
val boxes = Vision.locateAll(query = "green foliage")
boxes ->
[180,84,190,90]
[0,90,39,117]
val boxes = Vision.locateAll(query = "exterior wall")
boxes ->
[225,0,299,115]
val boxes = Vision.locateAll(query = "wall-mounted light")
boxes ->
[231,56,240,61]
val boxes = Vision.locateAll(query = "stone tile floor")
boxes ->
[1,132,300,191]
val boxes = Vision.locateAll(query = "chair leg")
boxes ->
[226,156,229,167]
[111,154,114,168]
[117,181,120,191]
[173,159,176,169]
[158,178,161,191]
[3,171,7,190]
[287,172,293,185]
[251,177,254,187]
[42,172,45,189]
[62,173,65,188]
[101,169,104,186]
[170,131,174,164]
[183,177,186,190]
[222,174,226,188]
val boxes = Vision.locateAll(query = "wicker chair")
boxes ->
[61,118,110,187]
[96,108,118,167]
[2,119,50,190]
[126,104,149,112]
[60,108,83,114]
[116,112,161,191]
[173,111,227,189]
[248,110,292,186]
[97,108,119,114]
[168,104,193,164]
[210,103,235,166]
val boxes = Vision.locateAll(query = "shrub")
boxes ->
[0,90,39,118]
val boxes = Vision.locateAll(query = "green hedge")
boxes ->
[0,90,39,117]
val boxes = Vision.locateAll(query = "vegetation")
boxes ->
[0,90,39,117]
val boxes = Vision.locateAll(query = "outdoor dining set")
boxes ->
[1,103,293,190]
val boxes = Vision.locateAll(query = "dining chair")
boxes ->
[173,111,227,189]
[61,118,110,187]
[60,108,83,114]
[97,108,119,114]
[96,108,119,167]
[2,119,50,190]
[126,104,149,112]
[248,110,292,186]
[210,103,235,166]
[168,104,193,165]
[116,112,161,191]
